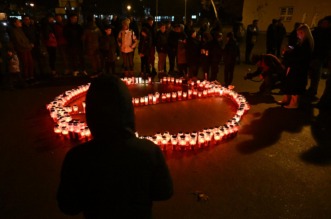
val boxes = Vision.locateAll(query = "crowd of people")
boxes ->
[0,13,242,89]
[245,16,331,110]
[0,13,331,109]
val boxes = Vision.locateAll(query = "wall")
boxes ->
[242,0,331,32]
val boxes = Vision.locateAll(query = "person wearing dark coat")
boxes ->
[315,15,331,109]
[142,17,157,77]
[186,29,200,79]
[99,25,117,75]
[280,24,314,109]
[138,27,152,78]
[275,19,287,57]
[57,75,173,219]
[245,19,259,64]
[266,19,278,55]
[223,32,239,86]
[155,23,168,76]
[63,13,85,76]
[307,17,331,97]
[209,31,223,82]
[287,22,301,48]
[9,18,34,81]
[200,32,213,80]
[167,24,182,75]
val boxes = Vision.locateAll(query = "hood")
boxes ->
[85,75,135,139]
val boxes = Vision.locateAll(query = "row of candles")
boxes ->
[122,76,184,85]
[46,78,250,149]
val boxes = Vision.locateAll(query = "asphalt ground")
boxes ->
[1,34,331,219]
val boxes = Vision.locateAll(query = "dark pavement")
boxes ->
[1,34,331,219]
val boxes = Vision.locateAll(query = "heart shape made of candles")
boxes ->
[46,77,250,151]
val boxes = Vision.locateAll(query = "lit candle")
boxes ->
[182,92,187,99]
[198,91,202,98]
[82,101,86,113]
[161,135,168,151]
[72,105,78,113]
[161,94,167,102]
[140,97,145,105]
[171,92,177,101]
[198,133,205,148]
[54,125,61,134]
[134,98,139,106]
[190,134,196,149]
[179,135,186,150]
[171,135,178,151]
[166,93,171,102]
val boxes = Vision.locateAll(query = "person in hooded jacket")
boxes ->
[57,74,173,219]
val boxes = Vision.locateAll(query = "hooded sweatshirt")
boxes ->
[57,75,173,218]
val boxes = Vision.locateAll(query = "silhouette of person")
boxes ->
[245,54,285,95]
[57,75,173,218]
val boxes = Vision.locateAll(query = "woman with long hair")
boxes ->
[279,23,314,109]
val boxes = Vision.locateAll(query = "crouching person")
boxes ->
[244,54,285,95]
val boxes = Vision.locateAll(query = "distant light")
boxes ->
[71,7,75,10]
[127,5,131,11]
[191,15,197,19]
[29,3,34,7]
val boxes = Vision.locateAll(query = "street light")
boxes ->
[127,5,131,11]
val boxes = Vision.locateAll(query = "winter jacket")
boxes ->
[57,75,173,219]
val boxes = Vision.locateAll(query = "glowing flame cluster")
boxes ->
[46,77,250,150]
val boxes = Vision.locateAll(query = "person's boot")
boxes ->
[284,95,299,109]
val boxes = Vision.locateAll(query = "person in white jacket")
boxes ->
[117,18,137,77]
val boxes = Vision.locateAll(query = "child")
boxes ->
[7,48,23,89]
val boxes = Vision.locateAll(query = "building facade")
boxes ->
[242,0,331,32]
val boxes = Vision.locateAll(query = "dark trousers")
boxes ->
[224,62,235,86]
[308,58,323,96]
[168,50,176,73]
[140,55,150,75]
[17,50,34,79]
[158,52,167,72]
[67,46,85,72]
[47,46,57,72]
[188,63,199,77]
[122,52,134,71]
[210,62,219,81]
[245,43,255,63]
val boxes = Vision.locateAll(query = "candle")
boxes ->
[166,93,171,102]
[171,135,178,151]
[182,92,187,99]
[172,92,177,101]
[54,125,61,134]
[72,105,78,113]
